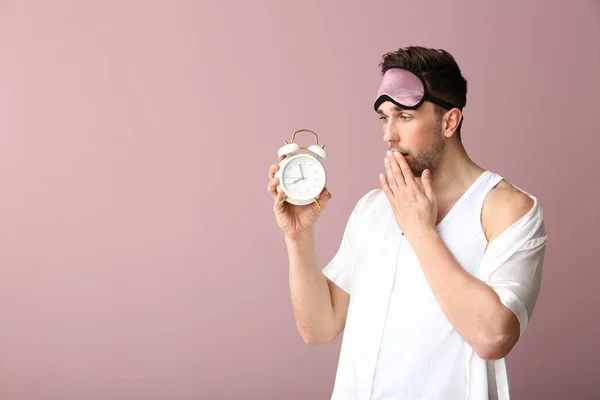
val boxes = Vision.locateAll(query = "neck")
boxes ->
[420,139,485,201]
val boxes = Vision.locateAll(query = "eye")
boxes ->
[379,116,388,122]
[400,115,412,121]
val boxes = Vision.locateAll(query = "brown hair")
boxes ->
[379,46,468,138]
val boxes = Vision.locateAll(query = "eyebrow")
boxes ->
[376,105,410,115]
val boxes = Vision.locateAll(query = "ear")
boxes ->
[442,108,462,139]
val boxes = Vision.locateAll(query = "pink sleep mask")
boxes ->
[374,67,462,112]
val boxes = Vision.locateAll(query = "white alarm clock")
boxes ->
[275,129,328,208]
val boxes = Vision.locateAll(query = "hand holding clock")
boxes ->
[268,156,331,240]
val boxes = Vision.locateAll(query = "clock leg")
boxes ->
[313,198,321,210]
[278,194,288,207]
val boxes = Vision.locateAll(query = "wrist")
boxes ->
[285,229,315,257]
[285,229,314,244]
[405,225,439,245]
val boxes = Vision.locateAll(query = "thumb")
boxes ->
[422,169,435,201]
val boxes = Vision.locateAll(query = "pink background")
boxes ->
[1,1,598,399]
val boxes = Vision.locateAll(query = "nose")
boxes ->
[383,120,400,144]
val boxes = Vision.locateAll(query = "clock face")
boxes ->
[282,155,326,200]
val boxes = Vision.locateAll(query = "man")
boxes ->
[267,46,546,399]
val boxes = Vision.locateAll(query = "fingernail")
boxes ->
[394,151,400,158]
[386,150,391,156]
[384,157,389,164]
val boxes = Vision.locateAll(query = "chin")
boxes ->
[411,164,429,177]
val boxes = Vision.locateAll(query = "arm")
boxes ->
[408,185,534,360]
[380,151,543,360]
[267,159,349,345]
[286,228,350,345]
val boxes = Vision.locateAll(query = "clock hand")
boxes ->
[292,177,303,184]
[299,164,304,178]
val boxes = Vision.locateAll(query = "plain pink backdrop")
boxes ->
[1,1,598,399]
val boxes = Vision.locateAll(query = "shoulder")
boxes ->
[481,180,535,244]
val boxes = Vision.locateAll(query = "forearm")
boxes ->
[286,229,337,343]
[408,228,519,359]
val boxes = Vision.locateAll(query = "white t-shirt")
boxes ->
[322,170,547,400]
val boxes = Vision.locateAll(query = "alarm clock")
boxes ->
[275,129,328,208]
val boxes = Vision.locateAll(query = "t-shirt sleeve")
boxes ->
[486,220,547,336]
[322,189,379,295]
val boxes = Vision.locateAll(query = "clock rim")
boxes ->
[279,154,327,202]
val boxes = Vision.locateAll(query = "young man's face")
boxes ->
[376,100,445,177]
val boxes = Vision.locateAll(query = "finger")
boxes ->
[384,156,398,193]
[421,169,435,202]
[379,173,394,200]
[394,151,416,187]
[314,187,332,211]
[388,151,406,188]
[268,156,285,179]
[269,163,280,180]
[267,177,280,198]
